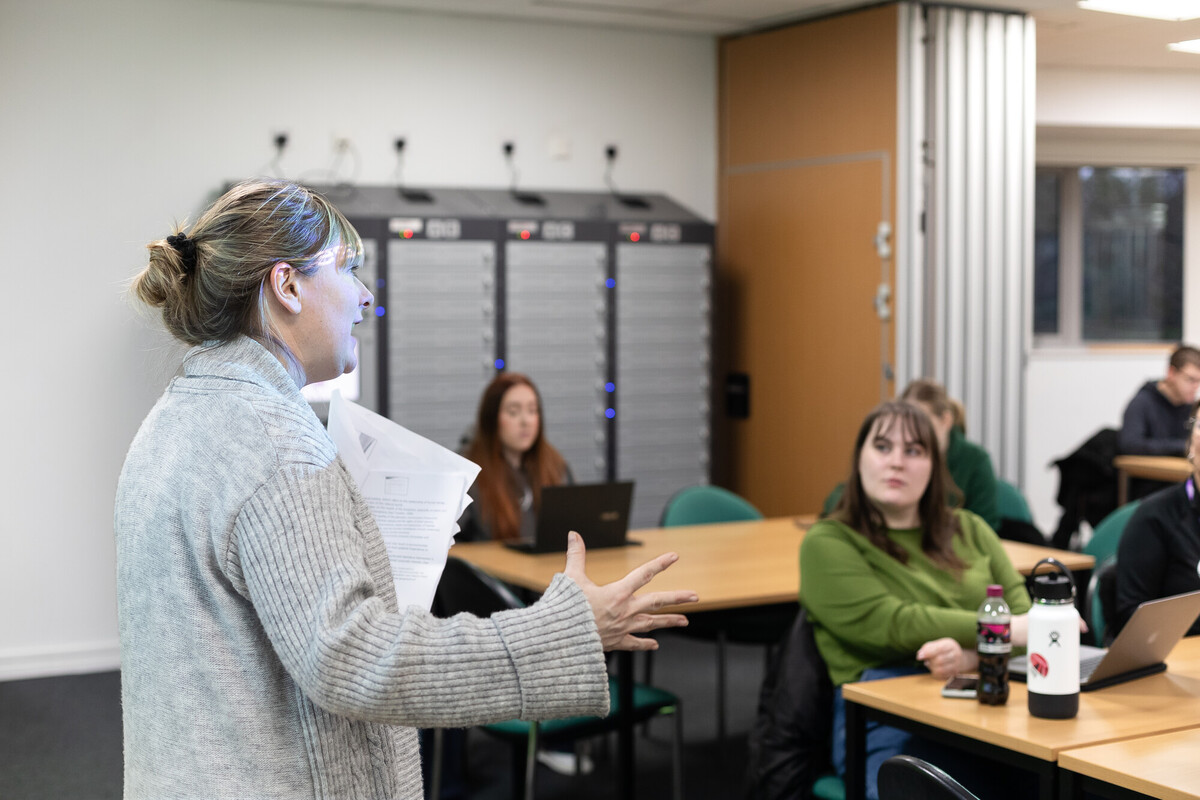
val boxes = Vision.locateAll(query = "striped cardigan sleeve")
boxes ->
[232,462,610,727]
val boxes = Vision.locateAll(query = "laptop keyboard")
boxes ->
[1080,651,1106,681]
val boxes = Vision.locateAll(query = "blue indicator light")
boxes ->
[605,408,615,419]
[605,278,615,289]
[376,278,386,289]
[494,359,506,369]
[605,382,615,392]
[374,306,386,317]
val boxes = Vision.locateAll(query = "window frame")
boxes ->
[1033,128,1200,352]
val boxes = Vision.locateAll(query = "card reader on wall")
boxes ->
[726,372,749,419]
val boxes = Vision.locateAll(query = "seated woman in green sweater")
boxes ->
[801,400,1032,800]
[821,379,1000,531]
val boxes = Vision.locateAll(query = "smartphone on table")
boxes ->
[940,675,978,699]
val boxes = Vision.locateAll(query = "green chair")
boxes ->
[659,485,796,743]
[1083,500,1141,565]
[659,484,765,526]
[995,479,1033,524]
[430,558,683,800]
[813,774,846,800]
[1080,501,1139,646]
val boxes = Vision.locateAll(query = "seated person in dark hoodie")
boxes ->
[1120,345,1200,457]
[1120,345,1200,500]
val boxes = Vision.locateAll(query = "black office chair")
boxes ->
[877,755,980,800]
[428,557,684,800]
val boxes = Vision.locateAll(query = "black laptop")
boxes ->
[1010,589,1200,691]
[504,481,637,554]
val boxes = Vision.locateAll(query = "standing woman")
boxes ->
[800,401,1031,800]
[115,179,695,800]
[459,372,570,543]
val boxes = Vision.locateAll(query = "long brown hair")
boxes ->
[464,372,568,541]
[833,401,965,570]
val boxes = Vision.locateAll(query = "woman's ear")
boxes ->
[267,262,302,314]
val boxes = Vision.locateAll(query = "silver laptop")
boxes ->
[504,481,637,554]
[1010,589,1200,691]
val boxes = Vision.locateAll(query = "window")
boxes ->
[1033,166,1185,345]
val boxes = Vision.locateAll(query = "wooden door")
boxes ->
[715,6,899,516]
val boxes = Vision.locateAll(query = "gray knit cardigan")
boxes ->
[114,337,609,799]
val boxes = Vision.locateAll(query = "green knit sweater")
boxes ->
[821,427,1000,530]
[799,510,1031,686]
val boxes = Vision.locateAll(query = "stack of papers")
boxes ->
[327,392,481,611]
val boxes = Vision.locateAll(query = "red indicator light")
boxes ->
[402,229,414,239]
[629,231,641,242]
[520,230,531,240]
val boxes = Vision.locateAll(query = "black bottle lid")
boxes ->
[1030,557,1076,602]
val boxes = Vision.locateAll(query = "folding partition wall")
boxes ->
[717,2,1035,512]
[895,3,1036,481]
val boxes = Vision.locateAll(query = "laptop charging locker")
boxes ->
[311,185,713,528]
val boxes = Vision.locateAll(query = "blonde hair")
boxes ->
[132,179,362,352]
[901,378,966,433]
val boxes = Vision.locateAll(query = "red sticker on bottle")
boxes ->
[1030,653,1049,677]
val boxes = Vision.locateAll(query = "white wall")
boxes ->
[1024,65,1200,533]
[0,0,716,680]
[1038,67,1200,129]
[1023,349,1170,534]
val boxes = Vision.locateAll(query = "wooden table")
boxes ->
[1059,727,1200,800]
[451,516,1093,798]
[1113,455,1191,505]
[451,517,1094,612]
[843,636,1200,800]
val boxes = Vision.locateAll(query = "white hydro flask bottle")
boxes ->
[1026,557,1080,719]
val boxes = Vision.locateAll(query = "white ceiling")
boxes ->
[244,0,1200,70]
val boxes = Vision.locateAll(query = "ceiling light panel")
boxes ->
[1077,0,1200,21]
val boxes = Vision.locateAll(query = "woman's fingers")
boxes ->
[614,551,682,595]
[630,590,699,614]
[565,535,698,652]
[562,531,591,587]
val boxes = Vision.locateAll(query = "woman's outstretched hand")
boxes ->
[563,531,698,651]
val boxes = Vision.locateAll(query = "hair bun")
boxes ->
[166,232,198,274]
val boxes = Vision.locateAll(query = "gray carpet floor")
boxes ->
[0,631,769,799]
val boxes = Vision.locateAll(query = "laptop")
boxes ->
[1010,589,1200,691]
[504,481,638,554]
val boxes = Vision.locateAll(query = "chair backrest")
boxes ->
[995,479,1033,524]
[877,755,979,800]
[660,485,764,527]
[1086,557,1119,645]
[432,557,525,618]
[1083,500,1141,565]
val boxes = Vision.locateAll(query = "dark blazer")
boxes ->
[1115,481,1200,638]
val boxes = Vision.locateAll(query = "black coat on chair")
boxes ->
[1051,428,1119,550]
[744,607,835,800]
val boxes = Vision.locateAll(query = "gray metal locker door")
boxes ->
[617,242,711,529]
[387,239,496,450]
[506,241,608,484]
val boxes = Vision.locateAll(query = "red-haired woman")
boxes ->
[459,372,571,542]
